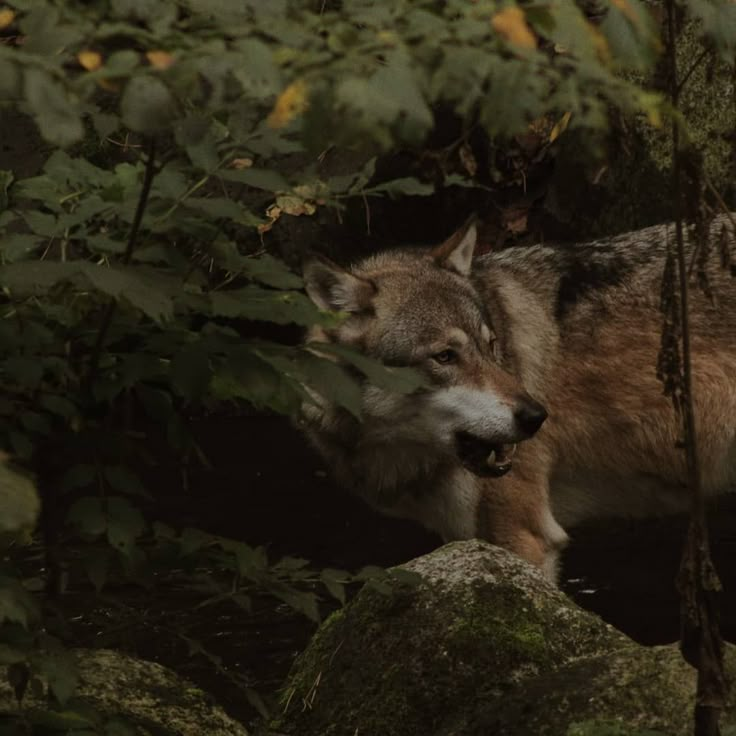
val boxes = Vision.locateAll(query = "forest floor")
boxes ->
[51,415,736,731]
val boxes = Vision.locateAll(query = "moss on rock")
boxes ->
[277,541,735,736]
[0,648,249,736]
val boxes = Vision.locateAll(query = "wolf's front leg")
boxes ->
[476,469,568,582]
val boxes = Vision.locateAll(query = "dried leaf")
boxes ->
[458,143,477,177]
[230,157,254,169]
[549,111,572,143]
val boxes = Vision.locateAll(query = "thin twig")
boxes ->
[666,4,725,735]
[677,47,710,96]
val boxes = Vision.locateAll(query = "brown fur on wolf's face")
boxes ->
[304,224,547,479]
[302,215,736,583]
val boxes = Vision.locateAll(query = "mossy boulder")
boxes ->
[277,540,735,736]
[0,648,249,736]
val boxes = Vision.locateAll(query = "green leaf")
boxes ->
[0,262,176,323]
[0,576,37,627]
[231,38,282,98]
[32,645,78,705]
[389,568,423,587]
[245,687,270,720]
[289,352,363,418]
[106,496,145,557]
[273,589,320,622]
[39,394,77,419]
[179,527,211,556]
[19,411,51,436]
[103,466,148,498]
[67,497,106,538]
[0,643,26,665]
[83,547,111,592]
[0,234,44,263]
[366,177,434,198]
[23,69,84,147]
[21,210,57,237]
[320,568,348,605]
[211,350,304,415]
[309,343,426,394]
[60,464,96,493]
[80,264,175,323]
[0,462,39,541]
[211,287,324,326]
[600,0,660,71]
[184,197,259,225]
[170,346,212,400]
[121,75,177,133]
[3,356,44,388]
[0,170,13,211]
[92,112,120,139]
[135,384,173,422]
[0,60,20,100]
[219,167,289,192]
[241,253,303,289]
[8,432,33,461]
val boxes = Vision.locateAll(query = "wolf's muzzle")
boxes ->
[514,397,547,437]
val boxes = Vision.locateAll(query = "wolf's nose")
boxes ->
[515,399,548,436]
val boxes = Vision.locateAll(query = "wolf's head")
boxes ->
[303,220,546,485]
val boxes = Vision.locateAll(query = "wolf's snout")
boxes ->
[514,398,548,437]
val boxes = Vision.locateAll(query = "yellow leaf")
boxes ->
[549,111,572,143]
[491,7,536,50]
[146,50,174,70]
[0,8,15,29]
[78,50,102,71]
[267,80,308,129]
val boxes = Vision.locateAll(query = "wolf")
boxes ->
[302,216,736,580]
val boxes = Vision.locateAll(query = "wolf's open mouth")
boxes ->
[455,431,514,478]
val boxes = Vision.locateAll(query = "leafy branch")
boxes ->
[85,136,158,391]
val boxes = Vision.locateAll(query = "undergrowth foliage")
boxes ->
[0,0,733,733]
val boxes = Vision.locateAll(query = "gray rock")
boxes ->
[0,648,248,736]
[277,540,735,736]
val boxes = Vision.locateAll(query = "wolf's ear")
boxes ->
[303,256,376,313]
[431,217,478,277]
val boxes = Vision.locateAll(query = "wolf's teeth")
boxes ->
[486,450,496,467]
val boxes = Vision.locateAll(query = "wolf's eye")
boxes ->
[433,349,458,365]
